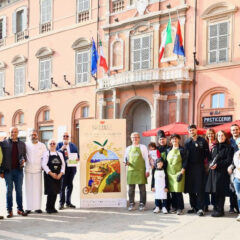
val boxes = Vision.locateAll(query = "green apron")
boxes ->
[127,146,147,184]
[167,148,185,192]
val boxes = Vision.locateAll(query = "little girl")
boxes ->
[152,158,168,214]
[148,142,160,168]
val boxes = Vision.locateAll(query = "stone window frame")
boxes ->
[201,2,237,66]
[76,0,92,23]
[110,35,124,71]
[12,109,25,126]
[72,38,91,85]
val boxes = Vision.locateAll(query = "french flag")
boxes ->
[173,20,185,57]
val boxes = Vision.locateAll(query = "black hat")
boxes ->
[157,130,166,138]
[188,124,197,130]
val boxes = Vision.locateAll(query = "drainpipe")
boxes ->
[192,0,197,123]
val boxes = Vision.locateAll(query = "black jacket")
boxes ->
[205,142,234,196]
[0,138,27,173]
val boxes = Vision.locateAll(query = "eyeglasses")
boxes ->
[50,143,56,146]
[63,135,69,138]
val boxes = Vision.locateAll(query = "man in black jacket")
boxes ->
[0,127,28,218]
[184,124,209,216]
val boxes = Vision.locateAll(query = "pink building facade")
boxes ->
[0,0,239,147]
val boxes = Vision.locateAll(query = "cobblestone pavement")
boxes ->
[0,172,239,240]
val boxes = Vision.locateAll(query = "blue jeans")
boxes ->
[233,178,240,210]
[4,169,24,212]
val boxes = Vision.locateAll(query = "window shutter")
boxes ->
[2,16,6,38]
[0,72,4,96]
[22,7,28,31]
[76,51,89,83]
[133,38,141,71]
[78,0,89,13]
[142,36,150,69]
[12,11,17,34]
[218,22,228,62]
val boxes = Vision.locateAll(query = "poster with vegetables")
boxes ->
[79,119,126,208]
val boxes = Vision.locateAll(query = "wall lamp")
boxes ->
[28,81,35,91]
[2,87,10,96]
[51,77,58,87]
[63,75,71,85]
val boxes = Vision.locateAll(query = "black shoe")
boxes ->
[211,211,224,217]
[35,209,42,214]
[52,209,58,213]
[0,216,4,220]
[25,210,31,214]
[229,208,235,214]
[59,205,64,210]
[187,208,196,214]
[66,203,76,208]
[7,211,13,218]
[46,209,53,214]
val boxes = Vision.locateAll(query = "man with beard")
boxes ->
[25,130,47,214]
[184,124,209,216]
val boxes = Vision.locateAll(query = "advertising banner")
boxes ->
[79,119,126,208]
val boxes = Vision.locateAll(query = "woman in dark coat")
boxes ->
[206,130,234,217]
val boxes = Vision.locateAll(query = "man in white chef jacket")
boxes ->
[25,129,47,213]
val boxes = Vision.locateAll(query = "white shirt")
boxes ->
[233,150,240,179]
[124,144,150,172]
[25,141,47,173]
[42,151,65,174]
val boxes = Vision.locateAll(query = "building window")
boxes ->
[44,110,50,121]
[112,0,124,13]
[0,16,6,47]
[14,66,25,95]
[0,71,4,97]
[212,93,225,108]
[131,34,151,71]
[40,0,52,33]
[19,113,24,124]
[81,106,89,118]
[208,21,229,64]
[76,50,89,83]
[0,114,4,126]
[77,0,90,22]
[39,126,53,146]
[39,58,51,90]
[12,7,28,42]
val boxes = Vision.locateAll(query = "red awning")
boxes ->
[142,122,206,137]
[212,120,240,133]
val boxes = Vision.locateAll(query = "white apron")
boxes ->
[154,170,167,199]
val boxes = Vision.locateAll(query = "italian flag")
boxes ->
[99,40,108,73]
[159,19,172,62]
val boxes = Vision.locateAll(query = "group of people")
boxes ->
[124,124,240,221]
[0,127,79,219]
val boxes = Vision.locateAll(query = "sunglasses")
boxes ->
[63,135,69,138]
[50,142,56,145]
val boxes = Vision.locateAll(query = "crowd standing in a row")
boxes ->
[124,124,240,221]
[0,127,79,219]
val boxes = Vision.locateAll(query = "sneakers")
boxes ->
[139,203,145,211]
[153,207,160,213]
[66,203,76,208]
[162,207,168,214]
[128,203,135,211]
[236,215,240,222]
[197,209,204,216]
[176,209,184,215]
[17,210,28,216]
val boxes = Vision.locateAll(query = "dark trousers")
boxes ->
[60,167,76,205]
[215,194,225,213]
[46,194,57,210]
[229,191,239,212]
[129,184,146,205]
[204,193,216,207]
[189,192,205,211]
[4,169,24,212]
[155,199,167,208]
[172,192,184,210]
